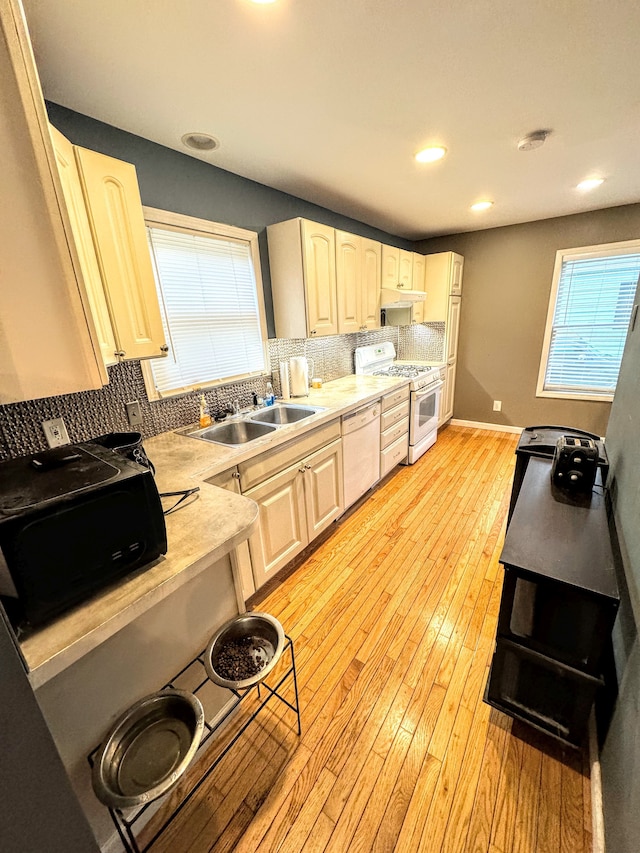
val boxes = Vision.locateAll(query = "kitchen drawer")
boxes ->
[239,419,340,491]
[381,385,410,413]
[380,417,409,450]
[380,433,408,477]
[341,400,381,436]
[380,399,410,431]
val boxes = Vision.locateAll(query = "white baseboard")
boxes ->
[589,710,606,853]
[449,418,523,434]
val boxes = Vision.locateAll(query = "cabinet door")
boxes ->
[0,2,106,404]
[381,244,400,289]
[446,296,462,362]
[361,238,381,329]
[50,126,118,367]
[398,249,413,290]
[412,253,426,323]
[75,147,167,361]
[301,220,337,337]
[451,253,464,296]
[303,439,344,541]
[245,464,308,589]
[423,252,451,322]
[335,230,361,334]
[439,360,456,425]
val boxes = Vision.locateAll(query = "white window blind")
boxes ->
[146,225,267,396]
[541,249,640,399]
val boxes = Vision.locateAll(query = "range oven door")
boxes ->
[408,381,443,462]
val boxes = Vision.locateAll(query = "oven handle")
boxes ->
[412,380,444,400]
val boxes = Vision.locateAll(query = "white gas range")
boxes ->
[354,342,445,464]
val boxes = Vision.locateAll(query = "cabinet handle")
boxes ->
[299,466,307,473]
[397,283,404,288]
[310,329,317,335]
[160,344,169,353]
[232,472,241,479]
[115,350,126,359]
[304,464,311,471]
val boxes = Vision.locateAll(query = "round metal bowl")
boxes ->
[204,612,285,690]
[92,689,204,810]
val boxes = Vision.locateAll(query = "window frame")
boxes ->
[536,239,640,403]
[140,207,270,401]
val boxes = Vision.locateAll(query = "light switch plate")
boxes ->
[126,400,143,427]
[42,417,70,448]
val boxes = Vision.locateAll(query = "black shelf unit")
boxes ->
[486,456,619,748]
[89,635,301,853]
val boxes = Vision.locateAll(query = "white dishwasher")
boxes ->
[341,400,381,509]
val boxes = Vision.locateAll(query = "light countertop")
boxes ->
[20,373,410,688]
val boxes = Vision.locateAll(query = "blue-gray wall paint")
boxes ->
[47,102,414,338]
[599,279,640,853]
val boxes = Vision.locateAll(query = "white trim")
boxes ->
[449,418,523,434]
[139,208,270,401]
[536,239,640,401]
[589,709,606,853]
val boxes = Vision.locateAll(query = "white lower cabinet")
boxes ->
[245,438,343,589]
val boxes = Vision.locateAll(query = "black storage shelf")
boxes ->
[486,454,619,749]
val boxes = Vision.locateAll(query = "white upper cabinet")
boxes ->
[411,252,426,323]
[398,249,413,289]
[336,231,381,333]
[268,218,338,338]
[424,251,465,322]
[75,146,168,361]
[0,0,106,404]
[381,244,400,290]
[49,126,118,367]
[335,230,362,334]
[360,238,381,330]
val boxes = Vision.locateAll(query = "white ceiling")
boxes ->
[22,0,640,240]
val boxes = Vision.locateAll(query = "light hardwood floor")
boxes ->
[146,425,592,853]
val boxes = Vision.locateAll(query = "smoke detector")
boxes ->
[517,130,551,152]
[181,132,220,152]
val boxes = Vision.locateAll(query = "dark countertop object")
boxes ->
[501,456,619,601]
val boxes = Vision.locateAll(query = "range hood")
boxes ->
[380,288,426,308]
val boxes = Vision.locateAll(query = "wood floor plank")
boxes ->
[141,427,592,853]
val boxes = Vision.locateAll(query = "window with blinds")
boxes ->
[141,210,268,398]
[537,241,640,401]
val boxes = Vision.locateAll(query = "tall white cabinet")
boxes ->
[424,252,464,425]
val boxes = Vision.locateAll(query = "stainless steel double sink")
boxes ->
[183,403,325,447]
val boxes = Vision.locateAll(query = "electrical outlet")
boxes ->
[493,400,502,412]
[126,400,143,427]
[42,417,70,448]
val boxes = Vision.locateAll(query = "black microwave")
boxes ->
[0,442,167,631]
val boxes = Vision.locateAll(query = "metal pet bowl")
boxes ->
[92,689,205,810]
[205,612,285,690]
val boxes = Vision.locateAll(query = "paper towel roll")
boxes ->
[279,361,290,399]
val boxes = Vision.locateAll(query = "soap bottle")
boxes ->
[199,394,212,427]
[265,382,275,406]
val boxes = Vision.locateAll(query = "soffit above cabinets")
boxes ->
[22,0,640,240]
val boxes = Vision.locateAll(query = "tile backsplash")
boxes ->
[0,323,444,461]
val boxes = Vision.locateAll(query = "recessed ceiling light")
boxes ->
[576,177,605,192]
[249,0,277,4]
[470,200,494,212]
[415,146,447,163]
[181,132,220,152]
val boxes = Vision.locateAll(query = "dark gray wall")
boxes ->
[599,282,640,853]
[0,609,100,852]
[419,205,640,435]
[47,102,414,338]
